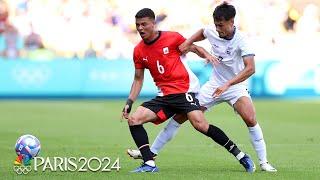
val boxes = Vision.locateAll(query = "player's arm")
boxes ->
[189,44,219,65]
[179,29,206,54]
[228,56,255,86]
[122,68,144,119]
[227,35,256,86]
[213,56,255,97]
[186,28,206,44]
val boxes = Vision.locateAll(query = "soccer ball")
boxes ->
[15,134,41,159]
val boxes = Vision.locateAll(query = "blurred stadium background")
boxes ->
[0,0,320,98]
[0,0,320,179]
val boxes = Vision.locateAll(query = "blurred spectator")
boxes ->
[84,42,97,58]
[0,24,23,59]
[23,23,55,61]
[283,7,299,32]
[0,0,9,34]
[24,24,43,51]
[155,9,167,24]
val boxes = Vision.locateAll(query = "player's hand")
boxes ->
[213,83,230,98]
[121,99,133,120]
[179,40,192,55]
[204,53,220,66]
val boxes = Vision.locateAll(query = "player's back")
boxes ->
[133,31,200,96]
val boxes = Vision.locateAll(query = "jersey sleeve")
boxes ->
[239,35,255,57]
[203,26,210,38]
[174,32,186,46]
[173,32,186,54]
[133,48,145,69]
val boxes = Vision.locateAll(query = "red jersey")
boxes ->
[133,31,200,96]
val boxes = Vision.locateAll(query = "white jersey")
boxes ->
[203,26,254,87]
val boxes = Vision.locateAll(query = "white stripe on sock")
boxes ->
[236,152,245,160]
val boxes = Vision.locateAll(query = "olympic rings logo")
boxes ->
[13,165,32,175]
[11,65,51,86]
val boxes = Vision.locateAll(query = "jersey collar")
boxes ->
[222,26,236,40]
[144,31,162,45]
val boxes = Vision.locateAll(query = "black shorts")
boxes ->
[141,93,200,125]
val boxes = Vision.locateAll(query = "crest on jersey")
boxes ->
[226,47,233,55]
[163,47,169,54]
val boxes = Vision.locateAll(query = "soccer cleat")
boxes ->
[127,149,142,159]
[239,154,256,173]
[130,163,159,173]
[260,162,277,172]
[127,149,157,159]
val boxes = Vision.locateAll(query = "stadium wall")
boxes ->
[0,58,319,98]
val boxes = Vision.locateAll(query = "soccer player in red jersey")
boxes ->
[122,8,255,173]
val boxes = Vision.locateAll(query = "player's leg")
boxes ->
[127,113,188,159]
[128,106,159,172]
[129,96,178,172]
[183,83,248,161]
[176,92,255,172]
[233,96,277,172]
[187,110,255,173]
[150,113,187,155]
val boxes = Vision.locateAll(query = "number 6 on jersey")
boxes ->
[156,60,165,74]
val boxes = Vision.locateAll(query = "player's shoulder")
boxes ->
[133,41,145,58]
[161,31,183,37]
[203,25,214,32]
[134,40,145,51]
[203,25,219,38]
[234,28,247,40]
[134,40,144,48]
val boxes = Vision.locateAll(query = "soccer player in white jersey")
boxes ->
[127,2,277,172]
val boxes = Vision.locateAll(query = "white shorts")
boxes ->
[196,82,251,110]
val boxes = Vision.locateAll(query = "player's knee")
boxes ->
[192,119,208,133]
[200,123,209,133]
[127,117,135,126]
[128,115,142,126]
[244,115,257,127]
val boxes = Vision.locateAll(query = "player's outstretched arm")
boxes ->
[187,28,206,43]
[179,29,206,54]
[189,45,219,65]
[122,69,145,119]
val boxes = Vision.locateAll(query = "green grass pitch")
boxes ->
[0,99,319,179]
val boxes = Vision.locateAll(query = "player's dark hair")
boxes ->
[135,8,155,20]
[213,2,236,21]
